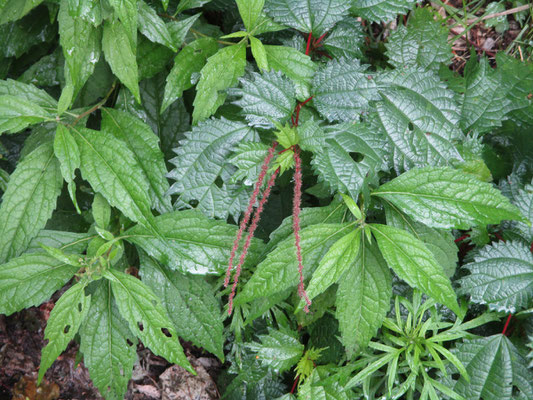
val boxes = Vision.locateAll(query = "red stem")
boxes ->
[293,148,311,312]
[227,168,280,315]
[315,32,328,45]
[502,314,512,336]
[290,376,299,394]
[224,143,277,288]
[292,96,314,127]
[454,234,469,243]
[305,31,313,56]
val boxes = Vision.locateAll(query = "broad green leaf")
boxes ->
[509,181,533,241]
[0,0,44,24]
[125,210,263,274]
[136,36,174,81]
[453,335,533,400]
[108,0,137,48]
[350,0,418,23]
[92,193,111,229]
[233,71,296,129]
[250,36,268,71]
[228,141,271,185]
[102,18,140,103]
[248,328,304,372]
[79,281,137,400]
[264,0,350,36]
[192,42,247,123]
[370,223,462,317]
[167,117,257,220]
[375,68,463,168]
[175,0,211,13]
[69,126,153,227]
[137,1,177,51]
[0,141,62,263]
[104,268,193,373]
[384,202,458,277]
[38,282,91,383]
[237,223,354,304]
[140,253,224,360]
[162,37,218,113]
[0,253,78,316]
[304,229,361,303]
[167,13,201,46]
[0,79,57,109]
[236,0,265,31]
[68,0,103,26]
[373,167,525,229]
[312,59,379,122]
[0,95,52,133]
[54,124,80,183]
[336,238,391,356]
[322,17,365,59]
[26,230,92,254]
[459,241,533,313]
[101,108,172,214]
[385,7,450,72]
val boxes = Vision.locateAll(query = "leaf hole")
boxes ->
[137,322,144,332]
[214,176,224,188]
[161,328,172,338]
[408,122,414,131]
[126,339,134,347]
[350,152,364,163]
[63,325,71,334]
[78,302,83,312]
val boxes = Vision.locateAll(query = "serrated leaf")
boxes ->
[373,167,525,229]
[79,281,137,400]
[350,0,418,23]
[69,126,153,228]
[313,58,379,122]
[304,229,361,303]
[233,70,296,129]
[385,7,450,72]
[264,0,350,36]
[162,37,218,113]
[125,210,263,274]
[103,268,193,373]
[250,36,268,71]
[375,68,463,168]
[138,1,177,51]
[108,0,137,48]
[459,241,533,313]
[336,238,391,356]
[228,141,271,185]
[236,0,265,31]
[38,282,91,383]
[140,253,224,360]
[322,17,365,59]
[192,43,247,123]
[509,182,533,241]
[102,18,140,103]
[54,124,80,183]
[370,223,462,317]
[0,95,52,134]
[0,141,62,263]
[101,108,172,214]
[237,223,354,304]
[0,0,44,24]
[167,117,257,219]
[0,253,78,316]
[0,79,58,109]
[453,335,533,400]
[248,328,304,372]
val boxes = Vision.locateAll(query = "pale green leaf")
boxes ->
[322,17,365,59]
[264,45,316,92]
[350,0,418,23]
[138,1,177,51]
[26,230,92,254]
[248,328,304,372]
[250,36,268,71]
[92,193,111,229]
[236,0,265,31]
[228,141,270,185]
[54,124,80,183]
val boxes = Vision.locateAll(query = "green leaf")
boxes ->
[375,68,463,168]
[79,281,137,400]
[167,13,201,46]
[26,230,92,254]
[138,1,177,51]
[0,253,78,316]
[108,0,138,49]
[322,17,365,59]
[350,0,418,23]
[68,0,103,26]
[250,36,269,71]
[192,42,247,123]
[0,95,52,133]
[336,238,391,356]
[101,108,172,214]
[453,335,533,400]
[0,0,44,24]
[38,281,91,383]
[508,181,533,241]
[139,253,224,360]
[237,223,354,304]
[370,223,462,317]
[304,229,361,304]
[312,58,379,122]
[248,328,304,372]
[69,126,153,228]
[372,167,525,229]
[459,241,533,313]
[175,0,211,13]
[92,193,111,229]
[228,141,271,185]
[162,37,218,113]
[233,70,296,129]
[0,79,57,109]
[167,117,257,220]
[385,7,450,72]
[125,210,263,274]
[103,268,194,373]
[264,0,350,36]
[54,124,80,183]
[236,0,265,31]
[102,18,140,103]
[0,141,63,263]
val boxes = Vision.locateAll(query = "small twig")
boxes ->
[467,4,531,23]
[71,83,116,127]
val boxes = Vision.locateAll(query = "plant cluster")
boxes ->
[0,0,532,399]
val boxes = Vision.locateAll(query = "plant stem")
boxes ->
[70,83,116,127]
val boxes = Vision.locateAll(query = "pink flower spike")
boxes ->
[293,147,311,312]
[224,142,277,288]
